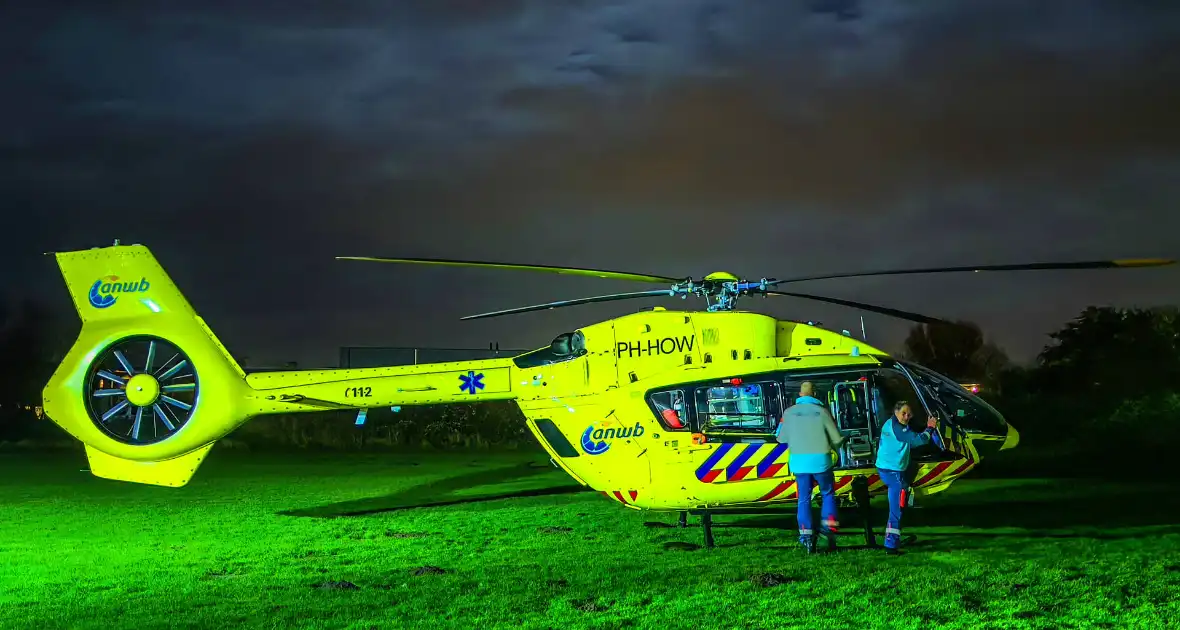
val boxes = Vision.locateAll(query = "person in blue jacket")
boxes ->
[875,400,937,553]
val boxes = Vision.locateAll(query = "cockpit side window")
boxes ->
[648,389,689,431]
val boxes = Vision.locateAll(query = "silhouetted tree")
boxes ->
[0,298,67,441]
[1037,306,1180,402]
[902,320,1009,382]
[0,299,56,402]
[972,340,1012,388]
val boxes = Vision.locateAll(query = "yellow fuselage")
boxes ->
[42,244,1017,501]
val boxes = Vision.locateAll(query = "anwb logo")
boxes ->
[88,276,150,309]
[579,421,645,455]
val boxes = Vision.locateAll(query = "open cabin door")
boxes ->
[891,363,967,463]
[828,378,877,470]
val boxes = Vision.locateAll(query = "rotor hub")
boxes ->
[125,373,161,407]
[667,274,773,311]
[702,271,739,282]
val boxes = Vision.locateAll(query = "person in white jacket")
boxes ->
[776,381,846,552]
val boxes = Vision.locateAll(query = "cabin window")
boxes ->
[695,382,781,433]
[648,389,689,431]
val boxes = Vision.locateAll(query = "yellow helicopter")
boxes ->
[40,242,1173,547]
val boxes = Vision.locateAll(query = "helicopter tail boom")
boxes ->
[241,359,517,413]
[42,243,521,487]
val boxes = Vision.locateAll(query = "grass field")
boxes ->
[2,447,1179,629]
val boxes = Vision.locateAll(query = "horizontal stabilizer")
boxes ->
[84,443,215,488]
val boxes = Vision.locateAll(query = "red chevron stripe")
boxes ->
[758,481,796,502]
[729,466,754,481]
[613,491,627,503]
[947,456,976,477]
[759,463,785,478]
[701,468,723,484]
[913,461,953,487]
[628,490,638,501]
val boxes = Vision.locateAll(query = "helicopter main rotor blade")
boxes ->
[460,289,676,320]
[764,290,946,324]
[336,256,681,284]
[768,258,1175,286]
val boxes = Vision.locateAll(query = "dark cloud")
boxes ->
[476,2,1180,209]
[4,0,1180,366]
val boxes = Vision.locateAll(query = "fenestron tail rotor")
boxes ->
[45,243,267,487]
[337,254,1175,323]
[84,335,199,445]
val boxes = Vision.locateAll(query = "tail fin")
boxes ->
[42,243,253,487]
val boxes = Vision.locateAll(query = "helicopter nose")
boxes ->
[999,423,1020,450]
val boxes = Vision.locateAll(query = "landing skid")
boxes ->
[681,477,877,549]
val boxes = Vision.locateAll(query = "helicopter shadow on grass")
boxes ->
[277,460,590,518]
[694,482,1180,551]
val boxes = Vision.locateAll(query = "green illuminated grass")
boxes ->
[1,448,1178,629]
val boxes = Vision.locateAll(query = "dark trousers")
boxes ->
[878,468,909,549]
[795,471,838,538]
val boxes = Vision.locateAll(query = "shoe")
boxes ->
[799,534,816,553]
[822,517,839,552]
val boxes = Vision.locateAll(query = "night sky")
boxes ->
[5,1,1180,368]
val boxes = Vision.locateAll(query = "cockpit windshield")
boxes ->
[900,361,1008,436]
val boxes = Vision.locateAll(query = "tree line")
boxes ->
[3,299,1178,471]
[901,306,1180,474]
